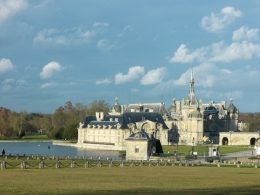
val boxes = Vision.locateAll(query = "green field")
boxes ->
[0,164,260,195]
[162,145,253,156]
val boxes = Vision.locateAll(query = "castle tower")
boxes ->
[227,98,239,131]
[188,68,198,106]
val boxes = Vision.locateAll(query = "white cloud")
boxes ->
[16,79,27,85]
[141,80,174,98]
[131,88,139,93]
[210,41,260,62]
[41,82,56,88]
[93,22,109,28]
[169,40,260,64]
[96,78,111,85]
[34,0,51,9]
[34,26,99,48]
[198,90,243,100]
[2,78,27,86]
[201,6,242,33]
[168,44,206,63]
[97,39,115,51]
[40,61,63,79]
[115,66,144,84]
[0,0,28,23]
[173,63,218,87]
[141,67,167,85]
[2,78,15,85]
[69,82,77,86]
[0,58,14,74]
[118,25,132,37]
[232,26,259,41]
[174,63,260,91]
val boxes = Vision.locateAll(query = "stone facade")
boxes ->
[125,130,157,160]
[77,70,240,150]
[219,132,260,145]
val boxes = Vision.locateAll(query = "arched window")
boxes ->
[250,138,256,145]
[222,137,228,145]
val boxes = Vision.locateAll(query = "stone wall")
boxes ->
[219,132,260,145]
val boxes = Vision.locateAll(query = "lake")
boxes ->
[0,142,120,159]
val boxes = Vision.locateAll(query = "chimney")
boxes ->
[176,101,181,112]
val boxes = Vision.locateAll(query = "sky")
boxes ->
[1,0,260,114]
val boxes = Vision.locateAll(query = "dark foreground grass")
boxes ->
[0,165,260,195]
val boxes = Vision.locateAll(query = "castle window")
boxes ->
[135,145,139,153]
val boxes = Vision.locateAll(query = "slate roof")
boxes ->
[81,116,96,128]
[126,129,156,140]
[125,103,168,113]
[80,111,169,130]
[122,112,168,129]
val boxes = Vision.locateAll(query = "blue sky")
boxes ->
[1,0,260,113]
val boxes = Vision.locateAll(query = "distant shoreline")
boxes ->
[0,140,53,142]
[0,140,77,143]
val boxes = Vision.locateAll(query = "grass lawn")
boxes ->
[0,164,260,194]
[219,145,253,154]
[0,134,50,141]
[22,134,50,140]
[162,145,253,156]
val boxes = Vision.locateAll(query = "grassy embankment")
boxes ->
[0,163,260,195]
[0,134,50,141]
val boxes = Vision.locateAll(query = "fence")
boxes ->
[1,158,260,170]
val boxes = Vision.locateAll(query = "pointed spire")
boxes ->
[115,97,119,105]
[172,98,176,105]
[188,66,198,106]
[190,67,195,94]
[230,97,233,105]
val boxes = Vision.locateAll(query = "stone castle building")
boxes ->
[77,70,241,150]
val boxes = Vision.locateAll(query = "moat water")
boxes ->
[0,142,120,159]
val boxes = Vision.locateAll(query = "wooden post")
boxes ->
[71,160,75,168]
[98,160,101,167]
[85,161,89,168]
[1,161,6,169]
[39,161,44,169]
[120,160,124,167]
[56,160,60,168]
[21,161,26,169]
[109,160,113,167]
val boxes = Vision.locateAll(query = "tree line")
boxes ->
[239,113,260,132]
[1,101,260,139]
[0,100,110,140]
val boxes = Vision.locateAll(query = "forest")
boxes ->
[0,100,110,140]
[0,100,259,140]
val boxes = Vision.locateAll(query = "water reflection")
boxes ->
[0,142,120,159]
